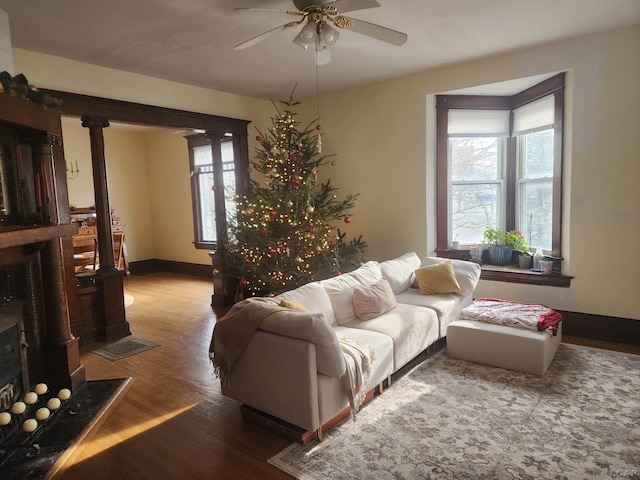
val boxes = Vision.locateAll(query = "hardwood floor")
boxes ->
[57,273,292,480]
[54,273,639,479]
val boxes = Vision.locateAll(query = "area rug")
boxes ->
[269,344,640,479]
[92,336,160,361]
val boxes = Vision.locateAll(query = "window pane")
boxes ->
[198,170,216,242]
[221,141,236,228]
[519,181,552,250]
[450,137,501,181]
[451,183,499,245]
[193,144,212,167]
[521,129,554,179]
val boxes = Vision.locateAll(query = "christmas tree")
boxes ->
[221,95,366,297]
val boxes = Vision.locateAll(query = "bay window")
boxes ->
[437,73,565,259]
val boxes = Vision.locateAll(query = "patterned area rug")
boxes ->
[269,344,640,479]
[92,336,160,361]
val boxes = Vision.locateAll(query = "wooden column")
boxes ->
[81,116,130,341]
[41,237,86,391]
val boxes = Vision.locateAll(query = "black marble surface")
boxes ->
[0,379,125,480]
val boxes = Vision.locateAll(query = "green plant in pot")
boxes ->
[482,227,529,265]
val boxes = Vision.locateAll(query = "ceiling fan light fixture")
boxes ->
[293,21,317,49]
[318,22,339,47]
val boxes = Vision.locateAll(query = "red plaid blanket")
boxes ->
[459,298,562,336]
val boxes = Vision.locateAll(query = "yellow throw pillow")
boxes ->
[414,261,461,295]
[280,299,309,312]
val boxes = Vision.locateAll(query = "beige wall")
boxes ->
[297,25,640,320]
[13,25,640,320]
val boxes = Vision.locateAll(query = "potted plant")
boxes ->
[482,227,528,266]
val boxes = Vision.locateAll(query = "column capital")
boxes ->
[81,116,110,129]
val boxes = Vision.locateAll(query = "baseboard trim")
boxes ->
[558,310,640,346]
[129,259,211,278]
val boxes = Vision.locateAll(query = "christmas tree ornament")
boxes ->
[308,221,314,228]
[307,206,315,213]
[256,135,261,141]
[269,209,277,216]
[344,216,352,223]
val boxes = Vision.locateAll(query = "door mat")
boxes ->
[92,336,160,361]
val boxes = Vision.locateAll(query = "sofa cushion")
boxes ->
[420,257,481,298]
[332,326,394,391]
[395,290,470,337]
[259,309,346,378]
[276,281,337,325]
[344,303,439,371]
[379,252,421,294]
[414,261,461,294]
[353,278,397,321]
[319,261,382,325]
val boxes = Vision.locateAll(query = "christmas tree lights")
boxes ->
[221,95,366,297]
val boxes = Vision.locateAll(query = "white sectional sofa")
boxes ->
[215,252,481,440]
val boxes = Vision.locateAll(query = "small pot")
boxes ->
[518,255,533,269]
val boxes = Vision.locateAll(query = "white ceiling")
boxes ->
[1,0,639,99]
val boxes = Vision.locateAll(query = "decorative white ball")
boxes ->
[58,388,71,401]
[11,402,26,415]
[34,383,48,395]
[35,408,50,421]
[0,412,11,426]
[22,418,38,433]
[47,398,62,411]
[24,392,38,405]
[307,206,315,213]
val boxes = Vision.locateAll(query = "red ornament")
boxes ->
[261,228,268,236]
[292,178,300,186]
[269,209,276,216]
[344,216,352,223]
[291,155,297,161]
[268,247,276,254]
[255,135,261,141]
[239,279,248,286]
[299,210,306,216]
[308,221,314,228]
[253,163,260,170]
[335,271,342,276]
[315,124,321,131]
[244,257,250,264]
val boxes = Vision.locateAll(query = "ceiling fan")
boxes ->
[234,0,407,64]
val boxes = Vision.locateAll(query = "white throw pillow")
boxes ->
[353,278,397,321]
[379,252,421,294]
[276,281,337,325]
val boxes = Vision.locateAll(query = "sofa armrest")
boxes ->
[259,309,346,378]
[222,330,322,431]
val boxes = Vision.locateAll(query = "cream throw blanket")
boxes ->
[340,338,375,421]
[209,297,282,386]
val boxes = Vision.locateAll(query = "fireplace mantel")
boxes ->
[0,93,85,396]
[0,223,78,249]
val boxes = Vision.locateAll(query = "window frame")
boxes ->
[187,132,249,249]
[436,73,565,257]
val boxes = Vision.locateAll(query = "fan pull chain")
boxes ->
[315,58,322,153]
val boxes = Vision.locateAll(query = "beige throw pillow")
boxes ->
[414,261,461,295]
[352,278,397,321]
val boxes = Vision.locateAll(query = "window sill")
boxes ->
[479,264,572,287]
[194,241,217,250]
[436,248,573,287]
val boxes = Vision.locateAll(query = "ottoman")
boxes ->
[446,320,562,376]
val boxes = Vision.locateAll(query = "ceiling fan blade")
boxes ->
[234,24,291,50]
[234,8,305,16]
[342,16,407,46]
